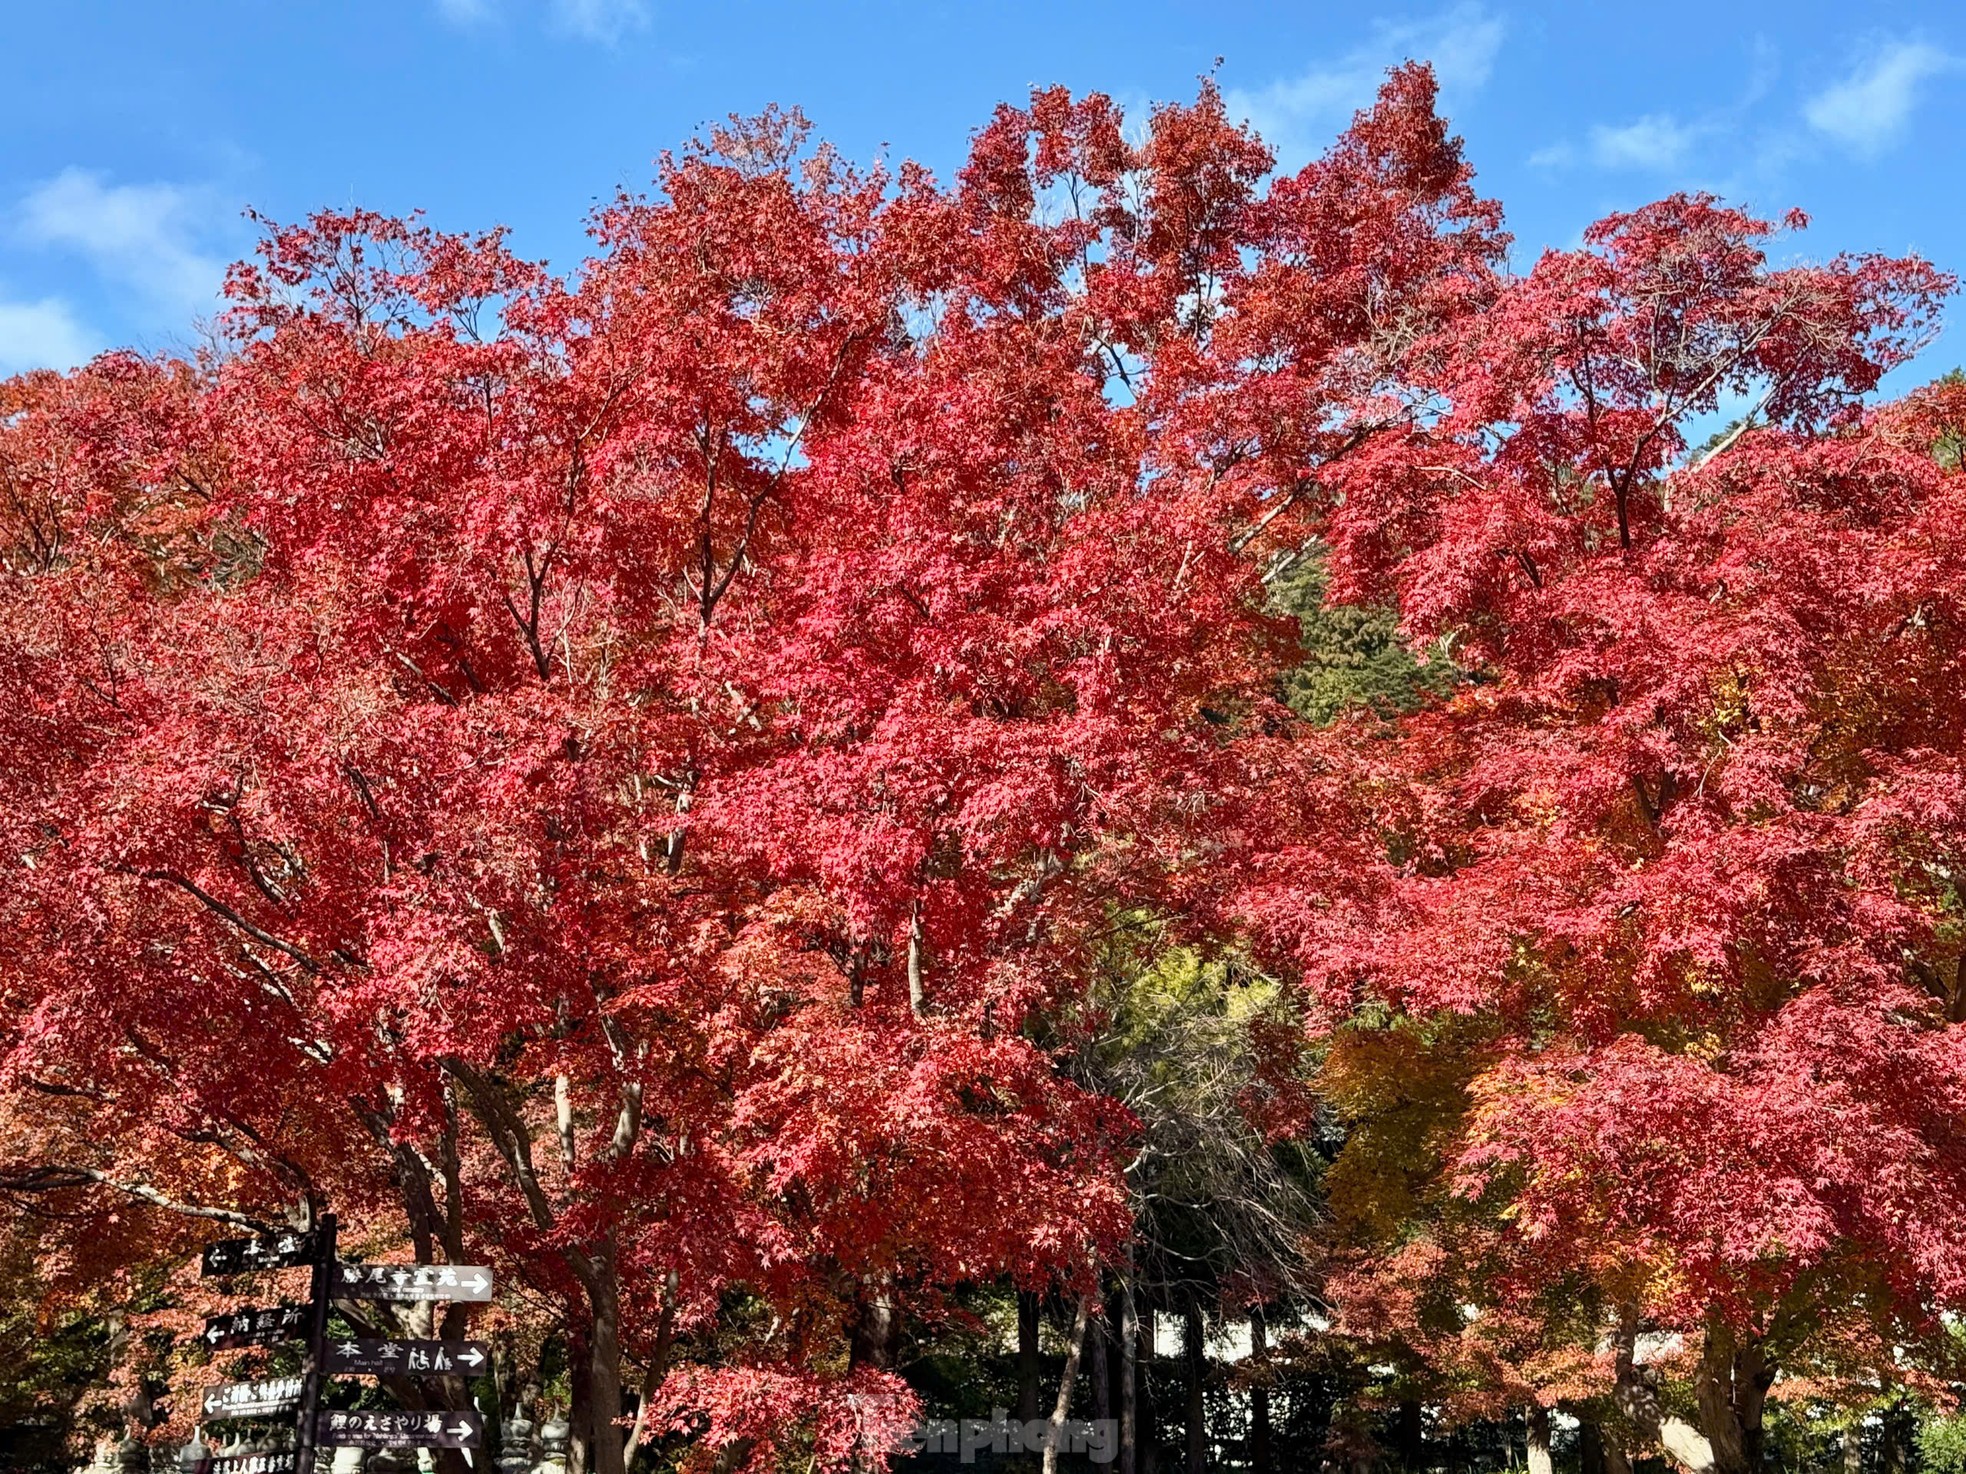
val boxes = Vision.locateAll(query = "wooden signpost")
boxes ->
[185,1216,335,1474]
[189,1213,500,1468]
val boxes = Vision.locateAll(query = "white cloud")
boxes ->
[1587,114,1699,170]
[1804,39,1955,157]
[1225,5,1505,167]
[550,0,650,43]
[431,0,652,43]
[0,295,98,376]
[1532,113,1701,171]
[17,170,229,318]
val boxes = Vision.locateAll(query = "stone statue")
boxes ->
[534,1415,570,1474]
[498,1400,537,1474]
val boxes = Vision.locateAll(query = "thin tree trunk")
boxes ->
[1579,1417,1609,1474]
[1250,1306,1272,1474]
[1042,1296,1093,1474]
[1527,1403,1553,1474]
[1089,1303,1111,1426]
[622,1273,677,1473]
[1120,1276,1140,1474]
[1018,1290,1042,1424]
[1615,1311,1716,1474]
[1881,1399,1910,1474]
[907,900,926,1019]
[568,1332,594,1474]
[1183,1307,1206,1474]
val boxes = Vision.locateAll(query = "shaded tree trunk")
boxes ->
[1119,1276,1140,1474]
[1396,1399,1424,1473]
[1088,1303,1112,1425]
[586,1249,630,1474]
[848,1280,902,1371]
[1183,1307,1206,1474]
[1578,1418,1608,1474]
[1250,1306,1272,1474]
[1614,1313,1717,1474]
[1019,1290,1042,1424]
[568,1331,594,1474]
[1882,1400,1911,1474]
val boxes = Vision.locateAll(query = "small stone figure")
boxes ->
[534,1416,570,1474]
[499,1401,536,1474]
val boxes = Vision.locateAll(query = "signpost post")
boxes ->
[291,1212,336,1474]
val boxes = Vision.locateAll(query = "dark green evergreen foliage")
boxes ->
[1270,551,1459,726]
[0,1261,111,1473]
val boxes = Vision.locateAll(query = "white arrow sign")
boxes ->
[323,1338,493,1376]
[333,1262,494,1303]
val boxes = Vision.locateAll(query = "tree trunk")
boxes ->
[1881,1400,1910,1474]
[1527,1404,1553,1474]
[1042,1296,1093,1474]
[1089,1303,1112,1426]
[1019,1290,1042,1424]
[587,1252,629,1474]
[1691,1319,1774,1474]
[1183,1307,1206,1474]
[1844,1419,1864,1474]
[1249,1306,1272,1474]
[1119,1276,1140,1474]
[1614,1313,1716,1474]
[907,900,927,1018]
[568,1330,594,1474]
[1578,1418,1607,1474]
[848,1280,902,1371]
[1396,1399,1424,1472]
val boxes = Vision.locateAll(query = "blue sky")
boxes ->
[4,1,1964,388]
